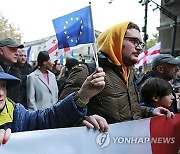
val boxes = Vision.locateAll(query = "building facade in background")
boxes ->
[24,0,180,62]
[24,30,101,63]
[159,0,180,56]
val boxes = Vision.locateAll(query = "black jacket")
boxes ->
[0,60,22,103]
[15,62,32,108]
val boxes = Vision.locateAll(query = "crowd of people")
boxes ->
[0,21,179,148]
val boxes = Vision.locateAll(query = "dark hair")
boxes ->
[127,22,140,32]
[140,78,172,106]
[37,51,50,67]
[53,60,58,66]
[65,58,79,71]
[53,60,61,69]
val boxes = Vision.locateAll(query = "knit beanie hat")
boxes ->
[65,58,79,70]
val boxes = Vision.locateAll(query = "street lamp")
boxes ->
[139,0,177,56]
[139,0,149,49]
[107,0,114,4]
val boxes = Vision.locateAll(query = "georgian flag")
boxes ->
[46,36,60,62]
[135,42,161,68]
[0,114,179,154]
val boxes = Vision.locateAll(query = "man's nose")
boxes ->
[15,52,19,56]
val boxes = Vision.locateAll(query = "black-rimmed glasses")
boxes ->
[124,36,145,48]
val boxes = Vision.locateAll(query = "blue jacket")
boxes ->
[1,93,87,133]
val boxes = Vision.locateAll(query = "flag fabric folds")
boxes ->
[52,6,94,50]
[150,115,180,154]
[46,36,63,62]
[26,46,31,62]
[59,55,64,65]
[135,42,161,68]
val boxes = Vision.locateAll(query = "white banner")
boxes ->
[0,115,179,154]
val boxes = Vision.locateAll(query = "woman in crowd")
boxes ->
[26,51,58,111]
[52,59,62,79]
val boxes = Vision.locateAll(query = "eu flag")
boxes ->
[52,6,94,49]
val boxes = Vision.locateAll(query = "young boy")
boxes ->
[140,78,175,111]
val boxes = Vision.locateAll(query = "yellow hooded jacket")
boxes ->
[98,21,130,85]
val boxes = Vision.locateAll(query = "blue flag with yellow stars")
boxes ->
[52,6,94,49]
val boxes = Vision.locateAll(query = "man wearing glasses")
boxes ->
[59,21,173,124]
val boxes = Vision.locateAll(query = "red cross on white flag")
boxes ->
[46,36,62,62]
[52,39,56,44]
[134,42,161,68]
[54,51,59,57]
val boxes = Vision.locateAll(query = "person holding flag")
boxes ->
[0,64,108,141]
[59,21,174,124]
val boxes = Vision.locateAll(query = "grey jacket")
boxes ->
[27,69,58,111]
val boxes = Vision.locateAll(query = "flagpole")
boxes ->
[89,2,99,68]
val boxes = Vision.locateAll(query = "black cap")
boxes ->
[65,58,79,70]
[152,54,180,69]
[0,38,24,48]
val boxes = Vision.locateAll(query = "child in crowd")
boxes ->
[140,78,175,111]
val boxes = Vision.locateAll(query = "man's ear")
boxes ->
[156,65,163,73]
[0,48,4,55]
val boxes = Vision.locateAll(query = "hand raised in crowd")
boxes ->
[83,115,108,132]
[0,128,11,145]
[152,107,175,119]
[77,67,105,103]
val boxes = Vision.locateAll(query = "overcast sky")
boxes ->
[0,0,161,43]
